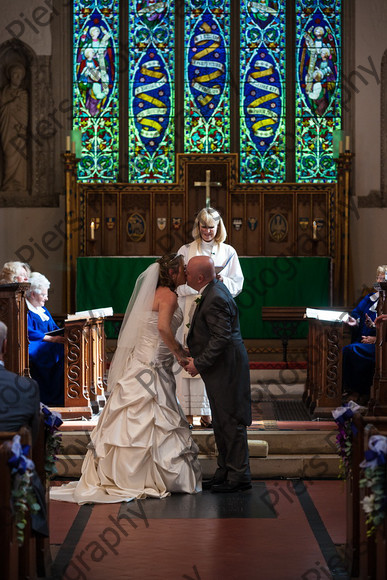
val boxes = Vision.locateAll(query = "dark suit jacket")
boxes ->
[187,279,251,425]
[0,364,48,536]
[0,364,40,443]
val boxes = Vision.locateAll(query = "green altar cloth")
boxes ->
[76,256,331,339]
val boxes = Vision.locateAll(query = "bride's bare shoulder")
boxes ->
[154,286,177,308]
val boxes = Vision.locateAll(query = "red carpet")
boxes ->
[249,361,307,369]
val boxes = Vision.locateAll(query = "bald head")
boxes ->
[186,256,216,292]
[0,321,7,360]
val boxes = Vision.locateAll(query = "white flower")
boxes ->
[332,400,361,420]
[361,494,375,514]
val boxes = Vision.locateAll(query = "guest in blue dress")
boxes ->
[26,272,65,406]
[342,265,387,403]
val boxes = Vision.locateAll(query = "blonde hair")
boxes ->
[192,207,227,246]
[0,261,29,284]
[376,265,387,277]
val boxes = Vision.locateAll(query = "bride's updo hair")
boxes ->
[156,253,183,290]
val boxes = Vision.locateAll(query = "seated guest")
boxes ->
[0,320,49,537]
[0,261,30,284]
[26,272,64,407]
[342,264,387,404]
[0,321,40,440]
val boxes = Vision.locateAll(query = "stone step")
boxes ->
[55,454,340,480]
[55,428,339,479]
[250,368,307,383]
[59,429,337,457]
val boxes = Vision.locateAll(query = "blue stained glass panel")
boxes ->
[128,0,175,182]
[240,0,286,183]
[184,0,230,153]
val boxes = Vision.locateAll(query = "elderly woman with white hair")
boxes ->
[176,207,244,427]
[26,272,64,406]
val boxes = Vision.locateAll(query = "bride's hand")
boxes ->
[184,357,199,377]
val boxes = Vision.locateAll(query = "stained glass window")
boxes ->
[240,0,286,182]
[295,0,342,182]
[73,0,120,182]
[184,0,230,153]
[128,0,175,182]
[72,0,342,184]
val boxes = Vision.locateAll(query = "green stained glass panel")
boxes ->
[295,0,342,182]
[73,0,120,182]
[240,0,286,183]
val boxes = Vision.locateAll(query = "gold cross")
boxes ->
[194,170,222,209]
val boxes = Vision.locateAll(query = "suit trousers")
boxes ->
[208,392,251,484]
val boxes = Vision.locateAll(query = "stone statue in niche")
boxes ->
[0,62,29,195]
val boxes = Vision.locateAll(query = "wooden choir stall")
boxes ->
[0,282,30,376]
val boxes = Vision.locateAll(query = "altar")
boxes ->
[75,256,331,339]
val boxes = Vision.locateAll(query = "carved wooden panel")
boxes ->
[305,319,343,417]
[0,283,29,376]
[64,318,106,416]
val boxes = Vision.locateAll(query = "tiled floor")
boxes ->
[49,479,348,580]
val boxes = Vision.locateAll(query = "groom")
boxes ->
[184,256,252,492]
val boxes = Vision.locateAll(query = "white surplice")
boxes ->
[175,240,244,416]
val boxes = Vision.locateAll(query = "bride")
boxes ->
[51,254,202,503]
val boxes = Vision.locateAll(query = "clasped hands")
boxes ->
[176,346,199,377]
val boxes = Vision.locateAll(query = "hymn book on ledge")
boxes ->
[66,306,114,321]
[305,308,350,323]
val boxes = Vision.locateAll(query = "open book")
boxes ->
[305,308,350,323]
[215,253,235,275]
[45,327,65,337]
[66,306,113,321]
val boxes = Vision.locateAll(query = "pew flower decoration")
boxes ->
[332,401,361,479]
[8,435,40,546]
[41,404,63,479]
[359,434,387,537]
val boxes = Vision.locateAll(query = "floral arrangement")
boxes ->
[360,434,387,537]
[332,401,361,479]
[8,435,40,546]
[40,404,63,479]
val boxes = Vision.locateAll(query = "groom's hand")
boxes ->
[184,357,199,377]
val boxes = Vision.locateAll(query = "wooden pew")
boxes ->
[345,412,364,578]
[0,426,36,580]
[32,414,51,578]
[0,440,19,580]
[358,422,387,580]
[0,283,30,376]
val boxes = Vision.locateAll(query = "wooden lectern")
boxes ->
[63,316,107,419]
[304,317,344,417]
[0,283,30,376]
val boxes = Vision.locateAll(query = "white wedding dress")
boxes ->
[51,308,201,504]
